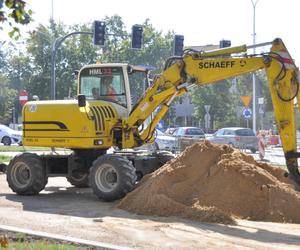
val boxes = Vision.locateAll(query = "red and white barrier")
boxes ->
[258,137,265,160]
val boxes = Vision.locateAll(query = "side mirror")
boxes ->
[78,94,86,107]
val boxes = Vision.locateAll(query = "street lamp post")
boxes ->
[251,0,260,132]
[50,31,92,100]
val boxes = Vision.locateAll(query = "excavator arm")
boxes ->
[123,38,300,184]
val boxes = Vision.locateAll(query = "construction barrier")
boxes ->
[258,137,265,160]
[176,138,204,152]
[256,129,280,147]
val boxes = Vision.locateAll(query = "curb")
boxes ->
[0,224,132,250]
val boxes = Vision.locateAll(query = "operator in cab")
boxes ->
[102,75,117,101]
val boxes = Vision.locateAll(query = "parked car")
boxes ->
[207,127,258,153]
[173,127,205,152]
[0,125,22,146]
[173,127,206,139]
[134,129,175,152]
[154,129,176,151]
[165,126,178,135]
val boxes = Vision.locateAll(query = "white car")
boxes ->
[0,125,22,146]
[154,129,176,152]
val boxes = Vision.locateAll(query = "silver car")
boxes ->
[0,125,22,146]
[208,127,258,153]
[155,129,176,151]
[173,127,205,151]
[174,127,205,139]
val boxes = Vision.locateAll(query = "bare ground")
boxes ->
[0,174,300,249]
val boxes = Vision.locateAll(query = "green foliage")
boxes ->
[0,155,12,162]
[0,0,33,39]
[99,17,174,103]
[0,76,17,124]
[0,14,274,130]
[191,79,237,129]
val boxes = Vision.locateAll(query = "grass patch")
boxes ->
[0,146,70,152]
[0,155,12,163]
[9,241,78,249]
[0,232,83,249]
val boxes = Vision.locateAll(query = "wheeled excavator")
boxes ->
[6,38,300,201]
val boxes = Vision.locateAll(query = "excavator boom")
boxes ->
[126,38,300,184]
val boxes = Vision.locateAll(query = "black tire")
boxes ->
[67,171,89,188]
[6,153,47,195]
[90,154,137,201]
[250,148,257,153]
[2,136,11,146]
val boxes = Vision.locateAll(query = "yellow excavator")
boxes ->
[6,38,300,201]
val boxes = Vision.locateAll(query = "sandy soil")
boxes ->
[0,173,300,249]
[118,141,300,224]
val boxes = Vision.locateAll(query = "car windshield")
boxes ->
[185,128,204,135]
[235,129,255,136]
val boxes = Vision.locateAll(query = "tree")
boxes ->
[0,0,33,38]
[99,16,174,106]
[24,22,99,100]
[191,80,237,129]
[0,77,17,124]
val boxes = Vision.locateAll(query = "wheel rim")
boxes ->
[11,162,31,188]
[94,163,118,192]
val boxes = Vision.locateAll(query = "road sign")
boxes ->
[19,90,28,106]
[242,108,252,119]
[204,105,211,113]
[240,96,252,107]
[258,97,264,104]
[204,113,211,129]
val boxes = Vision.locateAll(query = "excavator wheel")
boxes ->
[6,153,47,195]
[90,154,137,201]
[67,170,89,188]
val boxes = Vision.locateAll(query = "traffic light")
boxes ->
[219,39,231,48]
[131,25,143,49]
[93,21,106,46]
[173,35,184,56]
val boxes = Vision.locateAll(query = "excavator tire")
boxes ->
[6,153,47,195]
[90,154,137,201]
[67,171,89,188]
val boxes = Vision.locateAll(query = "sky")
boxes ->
[11,0,300,65]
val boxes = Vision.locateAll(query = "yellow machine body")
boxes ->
[22,99,120,149]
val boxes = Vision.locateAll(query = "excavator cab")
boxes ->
[77,63,150,113]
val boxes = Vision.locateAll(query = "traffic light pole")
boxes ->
[50,24,143,100]
[51,31,93,100]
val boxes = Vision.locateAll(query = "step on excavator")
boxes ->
[6,38,300,201]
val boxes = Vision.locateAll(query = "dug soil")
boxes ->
[117,140,300,224]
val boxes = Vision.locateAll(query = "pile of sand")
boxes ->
[117,141,300,224]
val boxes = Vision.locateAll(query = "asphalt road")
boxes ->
[1,173,300,249]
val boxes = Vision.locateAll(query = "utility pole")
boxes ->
[251,0,260,132]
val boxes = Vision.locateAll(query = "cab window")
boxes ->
[79,67,126,107]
